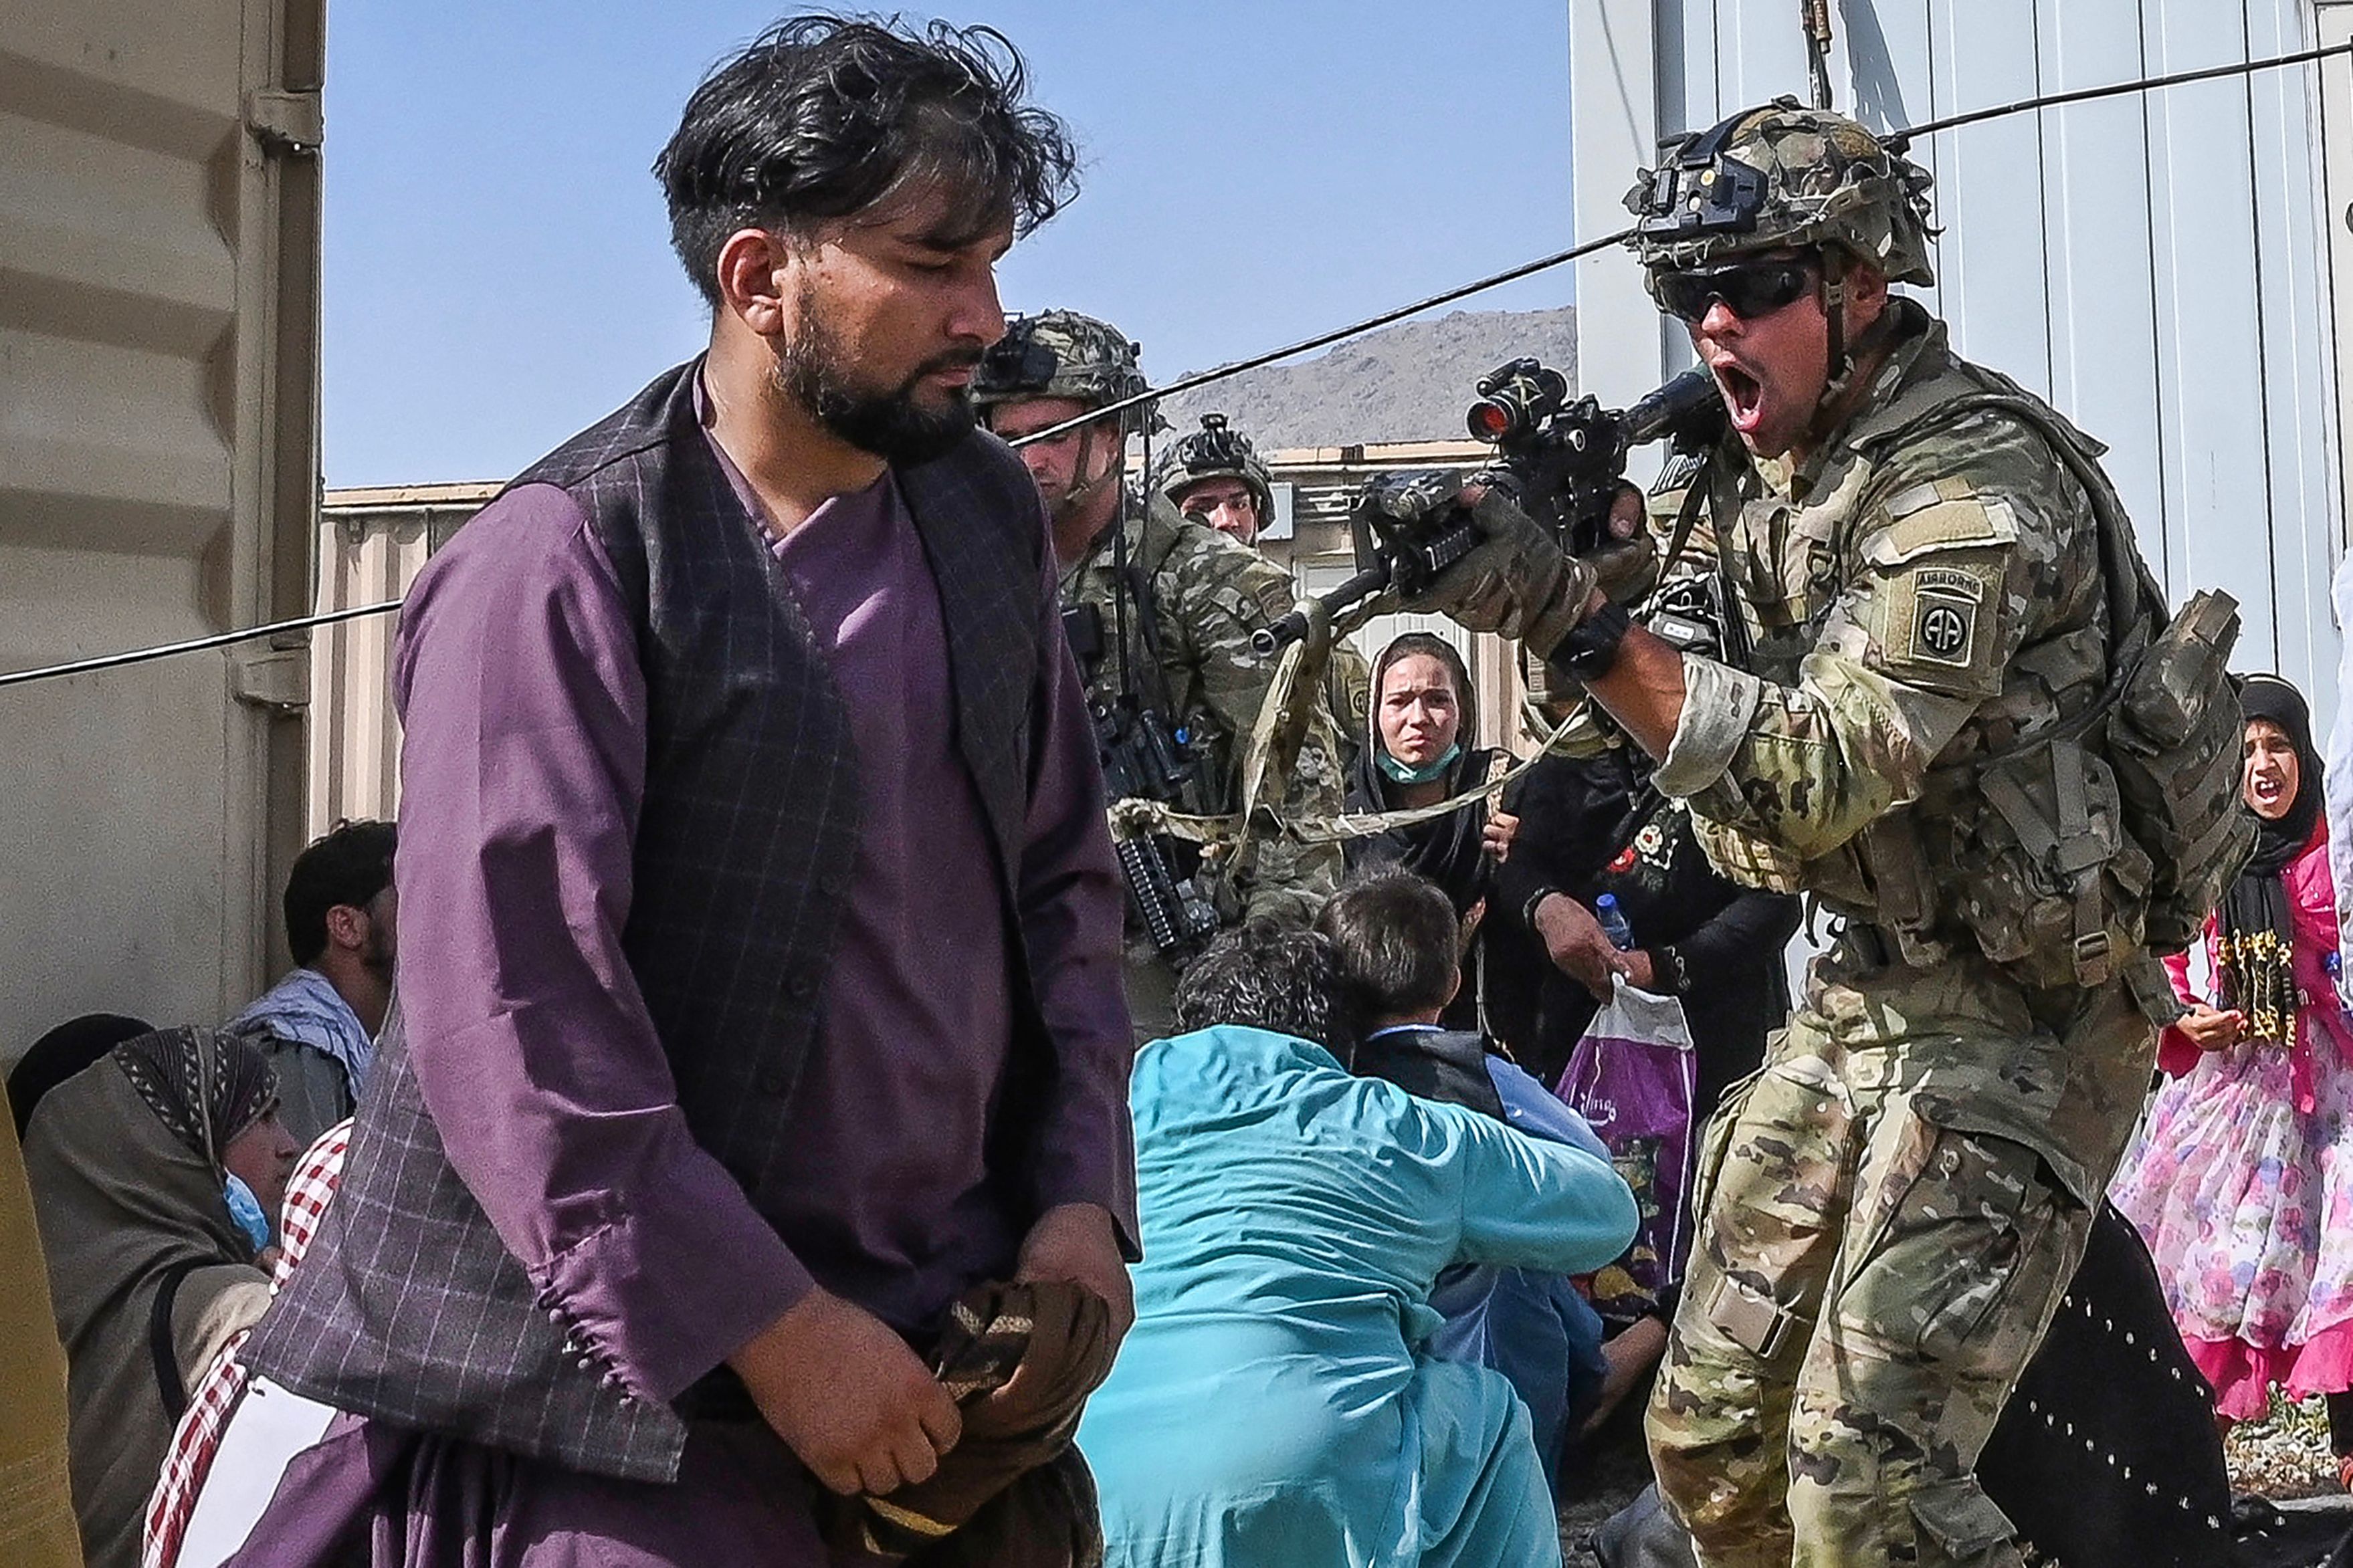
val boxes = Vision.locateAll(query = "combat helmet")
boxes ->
[973,309,1160,431]
[1153,414,1274,520]
[1625,96,1935,290]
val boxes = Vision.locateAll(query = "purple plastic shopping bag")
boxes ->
[1557,975,1698,1319]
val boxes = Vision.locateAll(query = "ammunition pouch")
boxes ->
[1688,814,1809,895]
[2108,590,2255,954]
[1926,737,2151,990]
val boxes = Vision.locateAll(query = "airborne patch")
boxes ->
[1911,584,1978,667]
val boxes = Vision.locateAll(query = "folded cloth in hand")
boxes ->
[824,1279,1117,1568]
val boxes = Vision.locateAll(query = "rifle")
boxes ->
[1253,365,1725,654]
[1063,602,1221,958]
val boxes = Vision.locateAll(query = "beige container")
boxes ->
[0,0,324,1058]
[308,484,495,835]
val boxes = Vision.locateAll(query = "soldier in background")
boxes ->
[975,313,1346,1038]
[1155,413,1374,766]
[1402,101,2239,1566]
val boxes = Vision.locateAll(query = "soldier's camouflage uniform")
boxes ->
[1324,637,1375,768]
[1641,298,2161,1567]
[1154,413,1377,770]
[1064,491,1346,1033]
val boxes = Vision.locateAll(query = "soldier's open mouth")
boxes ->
[1712,360,1766,433]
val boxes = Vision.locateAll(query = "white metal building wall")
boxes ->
[1570,0,2348,709]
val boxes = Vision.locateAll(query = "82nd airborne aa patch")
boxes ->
[1910,571,1980,669]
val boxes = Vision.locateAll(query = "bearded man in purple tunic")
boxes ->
[225,18,1137,1567]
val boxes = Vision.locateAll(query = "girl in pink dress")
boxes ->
[2112,674,2353,1480]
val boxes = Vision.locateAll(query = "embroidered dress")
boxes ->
[2111,824,2353,1419]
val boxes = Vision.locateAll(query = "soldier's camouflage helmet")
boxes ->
[1153,414,1273,518]
[973,309,1159,430]
[1624,96,1936,290]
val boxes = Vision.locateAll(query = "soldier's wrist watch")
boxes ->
[1549,596,1633,683]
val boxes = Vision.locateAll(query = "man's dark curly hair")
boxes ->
[1170,919,1345,1057]
[654,14,1080,308]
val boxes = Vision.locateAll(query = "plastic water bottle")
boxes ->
[1595,893,1637,951]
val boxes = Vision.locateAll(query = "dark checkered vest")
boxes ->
[243,361,1061,1481]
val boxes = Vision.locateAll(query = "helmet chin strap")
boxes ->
[1815,247,1853,408]
[1053,424,1126,528]
[1803,247,1898,449]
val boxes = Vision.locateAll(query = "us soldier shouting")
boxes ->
[976,314,1346,1039]
[1405,101,2239,1566]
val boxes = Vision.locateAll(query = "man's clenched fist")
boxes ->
[732,1286,963,1497]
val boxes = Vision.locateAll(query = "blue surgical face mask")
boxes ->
[224,1173,273,1254]
[1378,743,1461,786]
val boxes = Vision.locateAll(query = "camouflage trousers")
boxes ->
[1645,1000,2106,1567]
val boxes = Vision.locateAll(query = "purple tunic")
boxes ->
[225,417,1131,1565]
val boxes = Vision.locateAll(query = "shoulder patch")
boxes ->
[1909,578,1980,667]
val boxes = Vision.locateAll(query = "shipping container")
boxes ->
[307,482,493,834]
[0,0,324,1061]
[1570,0,2349,707]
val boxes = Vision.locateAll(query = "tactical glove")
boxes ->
[1403,487,1599,659]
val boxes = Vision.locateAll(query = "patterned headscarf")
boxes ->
[110,1027,276,1171]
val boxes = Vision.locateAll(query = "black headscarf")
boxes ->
[8,1013,153,1140]
[2217,674,2325,1042]
[1343,633,1497,916]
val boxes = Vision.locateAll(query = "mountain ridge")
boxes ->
[1156,305,1578,453]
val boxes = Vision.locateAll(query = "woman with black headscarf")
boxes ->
[19,1025,298,1567]
[2111,673,2353,1485]
[1342,633,1516,1030]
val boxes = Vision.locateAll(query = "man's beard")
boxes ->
[774,304,979,466]
[361,910,394,981]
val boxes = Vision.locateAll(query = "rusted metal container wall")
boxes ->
[0,0,324,1059]
[308,485,494,836]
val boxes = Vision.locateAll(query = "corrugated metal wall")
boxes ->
[308,485,491,835]
[1572,0,2346,707]
[0,0,322,1056]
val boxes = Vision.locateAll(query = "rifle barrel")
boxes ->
[1253,563,1391,655]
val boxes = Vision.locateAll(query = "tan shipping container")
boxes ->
[0,0,324,1060]
[308,483,493,834]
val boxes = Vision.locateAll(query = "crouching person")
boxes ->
[1078,919,1638,1567]
[1318,867,1619,1489]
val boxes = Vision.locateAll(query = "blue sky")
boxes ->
[320,2,1580,485]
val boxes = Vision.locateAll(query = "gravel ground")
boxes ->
[2229,1390,2342,1501]
[1549,1385,2349,1564]
[1554,1400,1656,1562]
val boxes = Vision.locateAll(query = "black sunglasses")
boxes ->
[1654,259,1815,324]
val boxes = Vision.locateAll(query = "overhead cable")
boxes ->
[0,599,407,691]
[1007,225,1639,449]
[7,34,2350,693]
[0,228,1641,691]
[1887,37,2353,150]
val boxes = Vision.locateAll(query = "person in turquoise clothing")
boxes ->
[1077,920,1640,1568]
